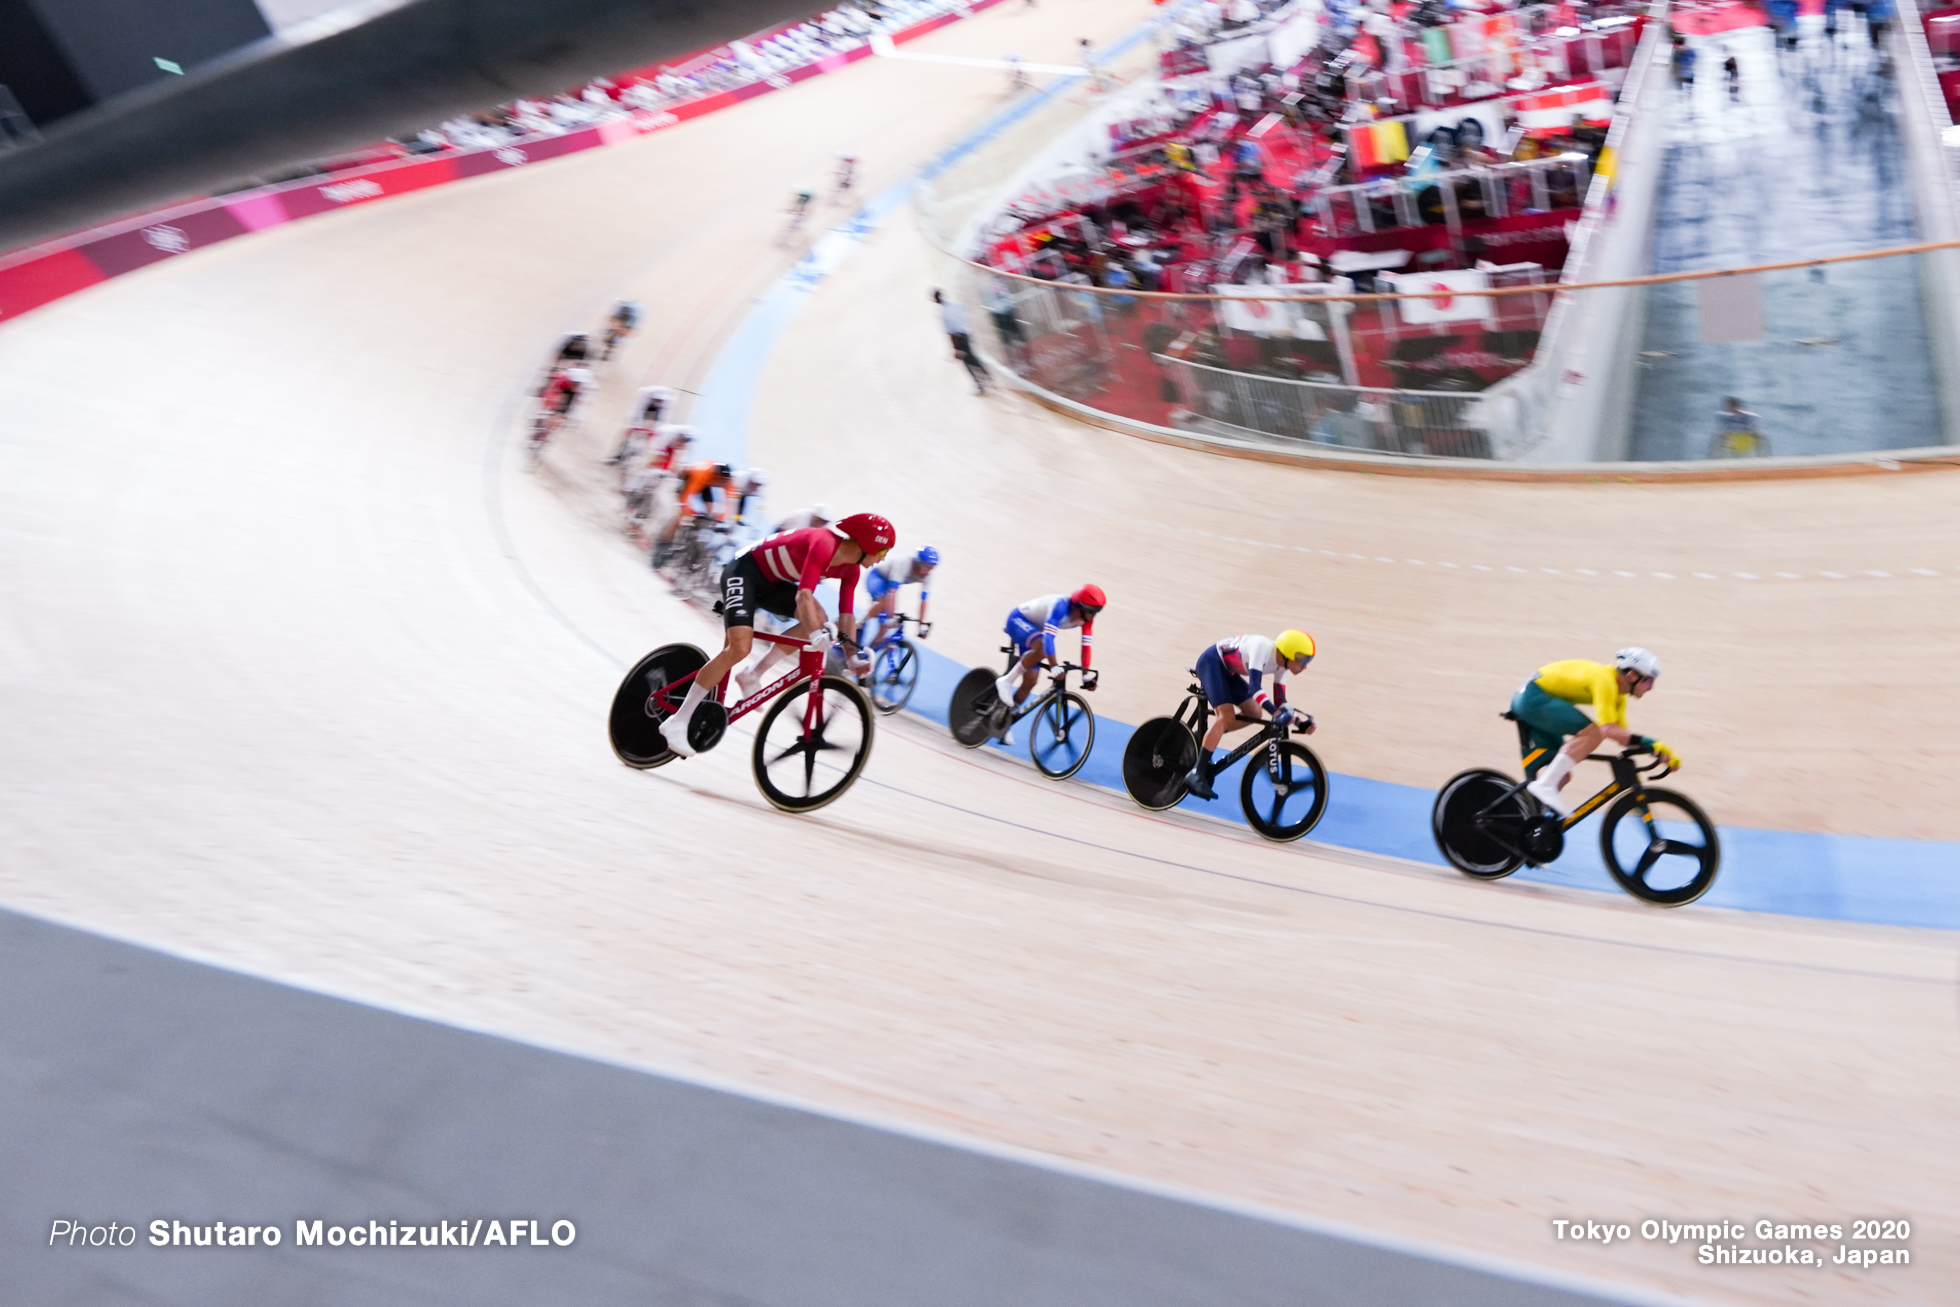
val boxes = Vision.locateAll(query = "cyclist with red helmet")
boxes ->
[990,585,1103,744]
[660,512,897,756]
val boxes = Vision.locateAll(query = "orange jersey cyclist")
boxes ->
[1516,647,1679,816]
[991,585,1103,745]
[660,513,896,756]
[1185,630,1317,800]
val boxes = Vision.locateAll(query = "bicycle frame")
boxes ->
[647,630,830,733]
[1170,680,1303,770]
[997,653,1087,728]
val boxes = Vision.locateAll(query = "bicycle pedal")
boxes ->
[687,701,729,754]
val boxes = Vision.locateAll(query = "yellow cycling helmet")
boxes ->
[1275,629,1317,663]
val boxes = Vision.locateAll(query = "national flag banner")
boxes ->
[1421,25,1453,65]
[1373,120,1410,164]
[1514,82,1611,132]
[1382,268,1494,324]
[1211,284,1298,336]
[1347,118,1411,170]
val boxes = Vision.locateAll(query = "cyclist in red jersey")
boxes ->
[661,512,897,755]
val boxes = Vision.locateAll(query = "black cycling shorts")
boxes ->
[719,553,799,629]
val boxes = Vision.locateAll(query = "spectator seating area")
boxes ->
[409,0,977,153]
[969,0,1669,440]
[235,0,994,186]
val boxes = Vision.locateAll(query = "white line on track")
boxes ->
[1145,521,1947,584]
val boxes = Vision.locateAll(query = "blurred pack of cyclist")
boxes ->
[660,512,897,755]
[621,426,692,524]
[602,300,640,360]
[991,585,1103,745]
[608,384,672,465]
[1515,647,1679,816]
[535,360,593,433]
[1183,630,1317,800]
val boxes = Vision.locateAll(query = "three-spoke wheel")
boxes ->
[1432,768,1531,878]
[1240,740,1328,842]
[608,643,707,769]
[868,637,920,715]
[752,675,875,813]
[1028,691,1095,779]
[1599,787,1720,905]
[1121,717,1197,811]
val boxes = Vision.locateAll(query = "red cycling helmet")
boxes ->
[834,512,896,557]
[1071,583,1106,613]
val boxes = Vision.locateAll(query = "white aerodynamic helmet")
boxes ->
[810,502,834,521]
[743,467,769,487]
[1614,647,1662,679]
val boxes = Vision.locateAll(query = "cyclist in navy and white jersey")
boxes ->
[862,545,938,653]
[990,584,1104,744]
[1184,630,1317,800]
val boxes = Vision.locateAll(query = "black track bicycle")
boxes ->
[947,647,1097,780]
[1431,712,1720,905]
[1120,672,1329,842]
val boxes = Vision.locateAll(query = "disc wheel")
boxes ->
[1239,740,1329,842]
[1122,716,1196,810]
[948,667,999,748]
[752,675,875,813]
[1028,691,1096,780]
[868,638,920,715]
[1599,786,1720,906]
[608,644,707,769]
[1432,768,1530,878]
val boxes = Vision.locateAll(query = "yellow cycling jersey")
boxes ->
[1533,659,1628,727]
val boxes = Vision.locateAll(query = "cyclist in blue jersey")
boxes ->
[861,545,938,654]
[990,584,1103,745]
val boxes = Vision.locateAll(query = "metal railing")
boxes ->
[1308,154,1591,239]
[1155,354,1492,456]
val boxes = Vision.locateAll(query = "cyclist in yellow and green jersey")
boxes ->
[1514,647,1680,816]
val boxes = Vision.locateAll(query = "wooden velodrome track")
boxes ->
[0,2,1954,1302]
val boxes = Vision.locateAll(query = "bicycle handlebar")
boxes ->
[1584,744,1675,781]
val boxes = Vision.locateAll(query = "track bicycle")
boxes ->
[947,647,1097,780]
[608,630,875,814]
[526,406,570,465]
[653,516,733,606]
[1430,712,1720,905]
[1120,671,1329,842]
[860,612,929,715]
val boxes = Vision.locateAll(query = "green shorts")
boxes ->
[1510,680,1592,775]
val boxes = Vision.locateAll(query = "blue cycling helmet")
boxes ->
[915,545,940,567]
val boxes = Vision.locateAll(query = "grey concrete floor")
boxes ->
[1627,19,1941,459]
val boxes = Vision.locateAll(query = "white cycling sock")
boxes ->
[994,672,1019,703]
[1538,749,1576,791]
[670,681,707,726]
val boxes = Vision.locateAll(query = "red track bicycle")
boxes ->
[607,629,875,813]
